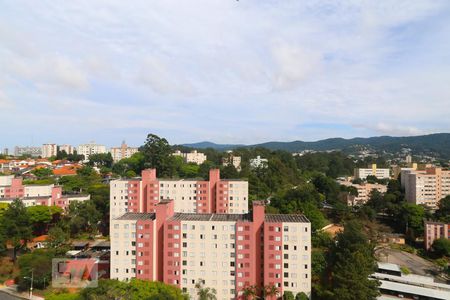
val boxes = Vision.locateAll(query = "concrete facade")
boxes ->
[42,144,58,158]
[424,220,450,250]
[110,169,249,222]
[110,201,311,300]
[404,167,450,209]
[77,142,107,161]
[354,164,390,180]
[110,141,138,162]
[173,150,207,165]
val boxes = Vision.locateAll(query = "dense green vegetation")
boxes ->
[46,279,188,300]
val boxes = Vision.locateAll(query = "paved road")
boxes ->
[375,247,440,276]
[0,290,26,300]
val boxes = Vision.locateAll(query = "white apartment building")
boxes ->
[222,154,242,171]
[77,142,107,161]
[340,181,387,206]
[58,144,74,155]
[110,141,139,162]
[41,144,58,158]
[354,164,390,180]
[404,167,450,209]
[250,155,268,169]
[173,150,207,165]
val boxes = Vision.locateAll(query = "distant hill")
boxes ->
[181,133,450,159]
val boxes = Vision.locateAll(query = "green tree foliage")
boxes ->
[317,220,379,300]
[141,134,177,177]
[295,292,309,300]
[17,249,55,291]
[65,201,102,237]
[47,226,70,254]
[195,279,217,300]
[112,152,145,177]
[88,153,114,168]
[432,238,450,257]
[270,184,327,231]
[27,205,62,235]
[283,291,295,300]
[47,279,187,300]
[295,152,354,178]
[398,203,425,240]
[2,199,32,260]
[435,195,450,223]
[56,150,84,162]
[59,166,102,193]
[32,167,53,179]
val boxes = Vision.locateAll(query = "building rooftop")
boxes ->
[265,214,310,223]
[114,212,156,221]
[169,213,251,222]
[377,262,401,273]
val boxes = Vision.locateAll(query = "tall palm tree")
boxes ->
[241,284,258,300]
[263,284,279,300]
[195,279,217,300]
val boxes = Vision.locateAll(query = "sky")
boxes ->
[1,0,450,149]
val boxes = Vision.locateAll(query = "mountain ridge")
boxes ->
[180,133,450,159]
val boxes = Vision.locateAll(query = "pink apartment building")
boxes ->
[111,201,311,300]
[0,175,89,209]
[110,169,249,222]
[424,220,450,250]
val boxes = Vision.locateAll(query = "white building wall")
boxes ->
[227,181,249,213]
[180,221,236,300]
[111,219,137,281]
[159,180,198,213]
[110,180,130,222]
[282,222,311,297]
[24,185,53,197]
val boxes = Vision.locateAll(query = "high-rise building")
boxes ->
[77,142,107,161]
[110,141,138,162]
[58,144,74,155]
[42,143,58,158]
[110,169,248,222]
[14,146,42,157]
[354,164,390,180]
[404,167,450,209]
[110,201,311,299]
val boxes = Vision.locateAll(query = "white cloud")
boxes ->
[136,57,195,96]
[271,44,322,90]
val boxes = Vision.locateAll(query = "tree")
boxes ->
[141,134,177,177]
[32,167,53,179]
[17,249,55,291]
[88,153,113,168]
[65,201,102,237]
[195,279,217,300]
[435,196,450,223]
[263,284,279,299]
[397,203,425,239]
[295,292,309,300]
[47,226,70,254]
[2,199,32,261]
[319,220,380,300]
[27,205,62,235]
[241,285,258,300]
[432,238,450,257]
[283,291,295,300]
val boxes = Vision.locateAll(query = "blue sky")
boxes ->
[1,0,450,149]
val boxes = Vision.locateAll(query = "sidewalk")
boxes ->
[0,285,44,300]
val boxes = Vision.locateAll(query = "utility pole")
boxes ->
[29,269,33,300]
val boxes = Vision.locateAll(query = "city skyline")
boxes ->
[1,1,450,148]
